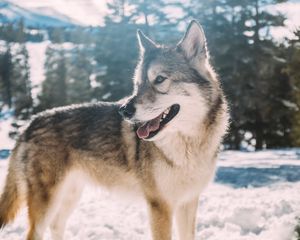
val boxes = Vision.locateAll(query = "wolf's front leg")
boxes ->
[175,197,199,240]
[147,198,172,240]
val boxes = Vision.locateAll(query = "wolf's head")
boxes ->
[119,20,224,141]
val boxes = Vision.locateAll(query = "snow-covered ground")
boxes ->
[0,149,299,240]
[0,109,15,150]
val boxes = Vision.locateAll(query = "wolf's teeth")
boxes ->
[162,113,167,118]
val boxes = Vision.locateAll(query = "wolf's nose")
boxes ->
[119,102,136,119]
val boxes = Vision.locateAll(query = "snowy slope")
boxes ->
[0,1,79,27]
[0,150,299,239]
[8,0,107,26]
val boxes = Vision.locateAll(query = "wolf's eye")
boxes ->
[154,75,167,85]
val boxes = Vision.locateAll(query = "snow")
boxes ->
[0,108,15,149]
[281,99,299,110]
[198,183,299,240]
[26,42,49,99]
[26,41,77,100]
[0,119,14,149]
[267,1,300,31]
[0,150,299,239]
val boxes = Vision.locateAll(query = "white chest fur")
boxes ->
[153,158,216,207]
[154,134,218,207]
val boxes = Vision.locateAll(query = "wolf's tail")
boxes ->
[0,145,22,230]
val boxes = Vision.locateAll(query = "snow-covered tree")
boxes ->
[11,44,33,119]
[67,47,92,104]
[38,45,67,111]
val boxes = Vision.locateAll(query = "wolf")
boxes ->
[0,20,229,240]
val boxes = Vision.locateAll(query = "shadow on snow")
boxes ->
[215,165,300,188]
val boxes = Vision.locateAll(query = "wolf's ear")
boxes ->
[177,20,207,60]
[137,30,157,53]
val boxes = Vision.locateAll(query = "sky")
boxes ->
[7,0,300,40]
[9,0,108,26]
[8,0,300,25]
[267,1,300,40]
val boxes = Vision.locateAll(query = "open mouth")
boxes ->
[136,104,180,139]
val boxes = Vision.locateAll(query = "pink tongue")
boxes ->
[136,114,162,139]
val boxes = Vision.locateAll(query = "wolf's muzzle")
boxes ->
[119,101,136,119]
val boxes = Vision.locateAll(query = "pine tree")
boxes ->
[129,0,174,37]
[37,45,68,111]
[243,0,287,149]
[11,44,33,119]
[105,0,135,24]
[15,19,26,43]
[285,30,300,146]
[185,0,289,150]
[94,1,139,101]
[49,27,65,43]
[94,0,178,101]
[67,47,92,104]
[0,45,13,108]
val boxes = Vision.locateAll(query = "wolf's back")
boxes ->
[0,102,124,230]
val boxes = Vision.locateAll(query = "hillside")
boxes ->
[0,1,79,27]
